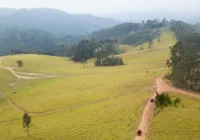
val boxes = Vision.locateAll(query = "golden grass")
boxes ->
[0,29,179,139]
[147,93,200,140]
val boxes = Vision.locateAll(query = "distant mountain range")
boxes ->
[0,8,121,35]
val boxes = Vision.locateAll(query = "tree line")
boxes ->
[170,21,200,92]
[0,27,82,56]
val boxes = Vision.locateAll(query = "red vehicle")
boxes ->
[137,130,142,136]
[150,98,155,103]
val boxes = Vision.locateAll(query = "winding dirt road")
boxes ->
[134,77,200,140]
[1,56,200,139]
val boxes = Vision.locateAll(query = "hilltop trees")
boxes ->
[92,22,140,40]
[91,19,168,47]
[141,18,168,30]
[121,29,157,45]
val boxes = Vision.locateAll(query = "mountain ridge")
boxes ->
[0,7,121,35]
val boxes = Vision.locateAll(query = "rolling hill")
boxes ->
[91,19,168,45]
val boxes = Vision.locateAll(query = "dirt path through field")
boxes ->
[0,57,67,79]
[134,77,200,140]
[0,86,153,116]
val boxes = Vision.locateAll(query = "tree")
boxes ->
[71,39,97,62]
[148,40,153,49]
[94,39,118,60]
[140,45,144,50]
[157,29,161,42]
[23,113,31,137]
[166,59,172,68]
[80,58,88,68]
[16,60,23,67]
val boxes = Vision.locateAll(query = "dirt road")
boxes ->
[134,77,200,140]
[0,57,67,79]
[156,77,200,99]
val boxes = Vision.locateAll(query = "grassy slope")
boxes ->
[2,30,176,75]
[0,68,22,139]
[2,54,166,75]
[147,93,200,140]
[0,29,179,139]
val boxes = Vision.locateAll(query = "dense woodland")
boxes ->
[0,19,168,56]
[0,28,83,56]
[170,21,200,92]
[92,19,169,45]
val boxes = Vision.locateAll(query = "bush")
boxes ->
[173,97,181,107]
[16,60,23,67]
[155,93,181,110]
[94,56,124,66]
[155,93,172,109]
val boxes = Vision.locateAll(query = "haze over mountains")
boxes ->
[0,8,121,35]
[105,9,200,24]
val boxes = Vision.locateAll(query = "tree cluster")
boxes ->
[67,39,124,66]
[94,56,124,66]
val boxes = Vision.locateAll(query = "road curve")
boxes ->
[134,77,200,140]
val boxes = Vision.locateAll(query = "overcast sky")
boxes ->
[1,0,200,22]
[1,0,200,15]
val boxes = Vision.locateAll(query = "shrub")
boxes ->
[16,60,23,67]
[155,93,181,110]
[155,93,172,109]
[94,56,124,66]
[173,97,181,107]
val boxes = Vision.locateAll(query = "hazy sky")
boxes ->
[1,0,200,16]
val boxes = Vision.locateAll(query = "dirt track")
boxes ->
[134,77,200,140]
[2,56,200,139]
[0,86,153,116]
[0,57,67,79]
